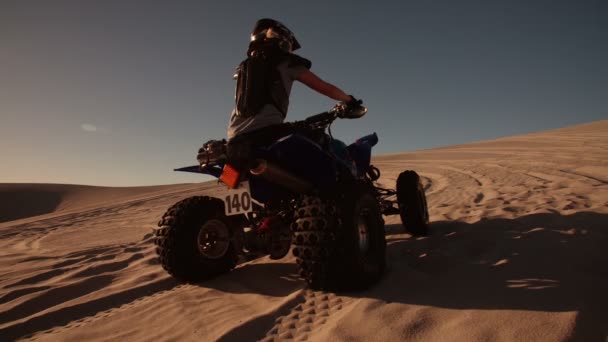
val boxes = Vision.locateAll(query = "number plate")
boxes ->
[223,181,253,216]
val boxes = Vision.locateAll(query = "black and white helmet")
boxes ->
[250,18,301,53]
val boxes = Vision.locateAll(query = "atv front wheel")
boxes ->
[155,196,238,282]
[396,170,430,236]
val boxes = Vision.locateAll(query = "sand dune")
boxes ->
[0,121,606,341]
[0,183,205,225]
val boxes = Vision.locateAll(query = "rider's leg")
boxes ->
[226,124,295,171]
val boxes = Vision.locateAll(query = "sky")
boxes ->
[1,0,606,186]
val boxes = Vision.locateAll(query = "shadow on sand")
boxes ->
[192,211,608,341]
[359,211,608,342]
[0,189,63,223]
[7,212,604,341]
[202,261,302,297]
[0,277,180,341]
[193,262,304,342]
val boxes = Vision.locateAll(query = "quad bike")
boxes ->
[154,102,429,291]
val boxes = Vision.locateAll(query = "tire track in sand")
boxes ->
[1,276,179,341]
[260,290,349,342]
[216,289,351,342]
[0,233,166,340]
[23,281,188,341]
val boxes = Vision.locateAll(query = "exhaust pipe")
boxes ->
[250,159,312,193]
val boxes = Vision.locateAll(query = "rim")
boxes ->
[418,184,429,224]
[356,210,371,253]
[197,219,230,259]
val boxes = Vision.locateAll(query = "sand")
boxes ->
[0,121,606,341]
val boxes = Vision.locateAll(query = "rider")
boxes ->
[226,18,360,169]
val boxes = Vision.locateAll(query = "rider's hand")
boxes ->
[346,95,363,108]
[337,96,367,119]
[336,96,363,118]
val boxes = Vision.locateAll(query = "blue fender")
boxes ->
[347,133,378,177]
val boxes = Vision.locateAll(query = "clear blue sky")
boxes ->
[1,0,606,186]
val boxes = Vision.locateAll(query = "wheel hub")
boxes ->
[197,219,230,259]
[357,211,370,253]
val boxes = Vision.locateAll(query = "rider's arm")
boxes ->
[297,70,352,102]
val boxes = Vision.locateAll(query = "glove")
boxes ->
[346,95,363,108]
[337,95,364,118]
[337,95,367,119]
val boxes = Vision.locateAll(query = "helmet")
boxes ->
[250,18,301,53]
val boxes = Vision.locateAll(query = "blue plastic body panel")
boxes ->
[248,134,338,203]
[347,133,378,177]
[175,132,379,204]
[268,135,337,187]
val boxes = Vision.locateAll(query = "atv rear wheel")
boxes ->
[396,170,430,236]
[292,196,336,289]
[155,196,238,282]
[338,185,386,289]
[292,186,386,291]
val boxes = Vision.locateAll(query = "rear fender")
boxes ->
[174,165,223,178]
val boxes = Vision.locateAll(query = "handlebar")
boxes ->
[303,111,336,128]
[295,102,368,131]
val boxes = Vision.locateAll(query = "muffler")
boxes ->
[250,159,312,193]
